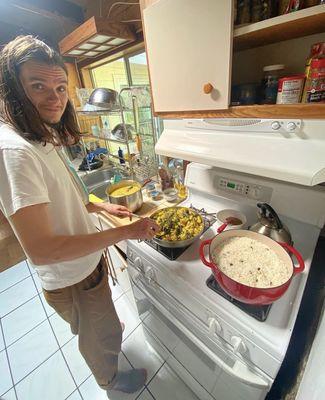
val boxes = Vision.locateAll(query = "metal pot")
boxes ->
[249,203,292,245]
[150,206,204,248]
[199,229,304,305]
[106,180,143,212]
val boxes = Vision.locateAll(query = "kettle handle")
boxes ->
[257,203,283,230]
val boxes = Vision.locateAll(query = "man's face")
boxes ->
[19,61,68,124]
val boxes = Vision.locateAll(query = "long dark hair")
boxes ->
[0,35,80,146]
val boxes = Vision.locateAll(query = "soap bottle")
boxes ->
[118,147,125,164]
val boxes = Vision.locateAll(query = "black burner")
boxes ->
[206,275,272,322]
[144,205,217,261]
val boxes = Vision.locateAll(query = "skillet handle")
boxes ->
[217,222,228,234]
[278,242,305,275]
[199,239,214,268]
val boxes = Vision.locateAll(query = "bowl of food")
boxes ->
[150,206,204,248]
[106,180,143,212]
[199,229,304,305]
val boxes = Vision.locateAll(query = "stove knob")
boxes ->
[271,121,281,130]
[134,257,143,271]
[128,250,133,261]
[208,317,222,335]
[287,121,297,131]
[145,267,155,283]
[132,271,141,282]
[231,336,247,354]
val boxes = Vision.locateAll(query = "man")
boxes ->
[0,35,159,395]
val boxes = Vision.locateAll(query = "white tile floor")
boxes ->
[0,259,199,400]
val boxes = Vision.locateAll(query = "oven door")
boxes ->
[128,260,271,400]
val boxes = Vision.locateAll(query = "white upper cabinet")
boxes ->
[142,0,233,113]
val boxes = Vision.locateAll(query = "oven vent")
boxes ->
[202,119,262,127]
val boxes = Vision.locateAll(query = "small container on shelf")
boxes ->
[302,42,325,102]
[304,58,325,103]
[276,75,305,104]
[261,64,285,104]
[236,0,251,25]
[251,0,277,22]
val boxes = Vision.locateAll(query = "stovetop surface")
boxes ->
[206,275,272,322]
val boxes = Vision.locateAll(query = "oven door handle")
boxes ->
[131,273,270,390]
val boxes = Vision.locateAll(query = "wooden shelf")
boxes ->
[155,104,325,119]
[234,4,325,51]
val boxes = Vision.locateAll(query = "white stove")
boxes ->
[127,162,325,400]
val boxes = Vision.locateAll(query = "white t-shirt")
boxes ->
[0,124,102,290]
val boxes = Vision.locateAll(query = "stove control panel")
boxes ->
[217,176,272,202]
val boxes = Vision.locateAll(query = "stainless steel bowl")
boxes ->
[106,180,143,212]
[88,88,118,109]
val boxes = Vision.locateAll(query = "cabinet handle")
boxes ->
[203,83,214,94]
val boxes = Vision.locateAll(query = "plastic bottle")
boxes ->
[118,147,125,164]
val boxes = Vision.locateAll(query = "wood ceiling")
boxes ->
[0,1,142,48]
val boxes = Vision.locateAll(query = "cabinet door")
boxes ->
[142,0,233,113]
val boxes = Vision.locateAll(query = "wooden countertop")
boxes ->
[98,193,184,228]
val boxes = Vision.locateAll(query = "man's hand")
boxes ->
[128,218,160,240]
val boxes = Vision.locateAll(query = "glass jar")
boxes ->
[261,64,285,104]
[251,0,277,22]
[236,0,251,25]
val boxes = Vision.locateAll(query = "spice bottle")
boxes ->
[305,59,325,103]
[251,0,277,22]
[236,0,251,25]
[301,42,325,102]
[261,64,285,104]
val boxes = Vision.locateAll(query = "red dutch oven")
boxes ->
[199,229,305,305]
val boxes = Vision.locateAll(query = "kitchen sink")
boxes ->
[81,168,128,200]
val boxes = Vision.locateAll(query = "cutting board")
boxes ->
[98,192,184,227]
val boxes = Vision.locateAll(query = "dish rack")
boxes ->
[76,86,158,180]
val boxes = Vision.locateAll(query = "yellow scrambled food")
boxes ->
[152,207,203,241]
[110,184,140,197]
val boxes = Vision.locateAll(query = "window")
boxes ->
[91,57,128,92]
[128,52,149,85]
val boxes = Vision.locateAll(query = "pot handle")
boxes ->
[199,239,214,268]
[217,222,228,234]
[278,242,305,275]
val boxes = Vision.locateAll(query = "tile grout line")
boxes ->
[0,318,18,400]
[33,271,85,400]
[0,274,31,295]
[4,316,48,350]
[0,260,31,294]
[30,273,83,399]
[0,292,39,320]
[47,320,85,400]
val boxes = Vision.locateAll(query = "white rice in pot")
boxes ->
[211,237,292,288]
